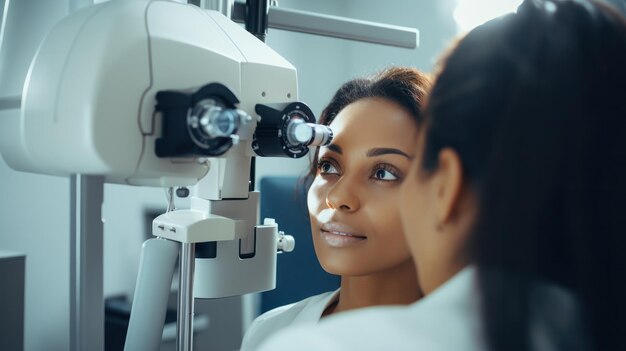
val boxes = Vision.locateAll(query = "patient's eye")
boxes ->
[317,159,340,175]
[371,164,400,182]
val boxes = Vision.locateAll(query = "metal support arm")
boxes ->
[231,1,419,49]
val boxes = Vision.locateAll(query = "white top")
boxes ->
[240,289,340,351]
[256,267,585,351]
[256,268,482,351]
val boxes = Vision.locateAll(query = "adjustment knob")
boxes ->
[277,231,295,253]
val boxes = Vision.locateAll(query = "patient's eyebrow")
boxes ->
[366,147,412,159]
[324,144,343,154]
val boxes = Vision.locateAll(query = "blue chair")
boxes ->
[259,176,340,313]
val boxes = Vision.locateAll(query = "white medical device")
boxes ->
[0,0,330,189]
[0,0,332,349]
[0,0,419,349]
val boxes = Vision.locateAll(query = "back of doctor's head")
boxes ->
[422,0,626,350]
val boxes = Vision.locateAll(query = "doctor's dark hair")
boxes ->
[303,66,432,184]
[420,0,626,350]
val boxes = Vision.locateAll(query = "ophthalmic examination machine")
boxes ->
[0,0,333,349]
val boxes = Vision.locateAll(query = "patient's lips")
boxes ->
[320,222,367,248]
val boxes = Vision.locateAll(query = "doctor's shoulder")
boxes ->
[240,289,339,351]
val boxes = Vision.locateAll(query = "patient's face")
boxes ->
[308,97,418,276]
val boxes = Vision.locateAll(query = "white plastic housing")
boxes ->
[152,212,236,243]
[0,0,297,187]
[193,191,278,298]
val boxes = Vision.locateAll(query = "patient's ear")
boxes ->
[432,148,465,227]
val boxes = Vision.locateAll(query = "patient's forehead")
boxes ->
[329,97,418,147]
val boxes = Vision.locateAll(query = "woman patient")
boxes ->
[240,66,431,350]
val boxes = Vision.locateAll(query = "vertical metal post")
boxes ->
[69,174,105,351]
[244,0,268,190]
[177,242,196,351]
[245,0,268,42]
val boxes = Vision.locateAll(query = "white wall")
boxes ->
[344,0,458,73]
[0,1,460,350]
[0,2,76,350]
[0,162,71,350]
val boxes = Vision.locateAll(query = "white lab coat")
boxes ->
[240,289,340,351]
[256,267,585,351]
